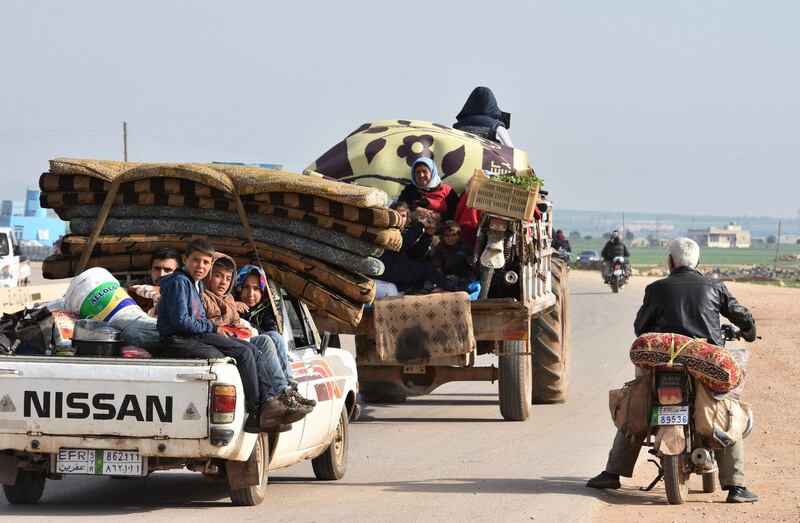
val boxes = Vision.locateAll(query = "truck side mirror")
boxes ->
[13,245,20,256]
[319,331,331,356]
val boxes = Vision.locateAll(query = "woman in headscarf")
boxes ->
[233,265,295,385]
[453,86,513,146]
[397,157,460,222]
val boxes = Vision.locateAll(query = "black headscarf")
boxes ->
[455,87,511,129]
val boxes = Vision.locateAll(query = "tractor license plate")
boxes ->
[55,449,145,476]
[654,406,689,426]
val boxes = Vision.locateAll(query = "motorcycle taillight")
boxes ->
[655,372,686,405]
[614,263,622,270]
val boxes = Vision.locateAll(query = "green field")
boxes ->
[569,238,800,270]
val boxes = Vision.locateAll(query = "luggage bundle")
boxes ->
[39,158,408,325]
[630,332,743,393]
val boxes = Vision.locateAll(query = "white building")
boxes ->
[687,223,751,248]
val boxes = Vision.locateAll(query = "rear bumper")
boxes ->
[0,431,256,461]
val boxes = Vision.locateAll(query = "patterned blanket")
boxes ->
[49,158,388,208]
[68,218,385,277]
[40,173,404,228]
[62,204,401,251]
[63,205,385,256]
[630,332,743,393]
[307,119,531,198]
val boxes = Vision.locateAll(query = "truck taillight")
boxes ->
[212,384,236,424]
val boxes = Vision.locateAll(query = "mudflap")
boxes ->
[226,438,262,490]
[655,425,686,455]
[0,454,18,486]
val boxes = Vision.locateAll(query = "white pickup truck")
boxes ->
[0,293,358,506]
[0,227,31,288]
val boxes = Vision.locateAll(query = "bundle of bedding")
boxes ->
[40,158,405,325]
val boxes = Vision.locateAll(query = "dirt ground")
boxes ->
[589,277,800,522]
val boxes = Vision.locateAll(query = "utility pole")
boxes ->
[123,121,128,162]
[773,220,782,272]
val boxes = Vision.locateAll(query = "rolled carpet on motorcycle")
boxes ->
[630,332,743,393]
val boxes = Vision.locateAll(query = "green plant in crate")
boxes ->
[496,173,544,190]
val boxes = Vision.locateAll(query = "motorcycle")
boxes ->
[475,213,521,300]
[605,255,628,293]
[642,325,755,504]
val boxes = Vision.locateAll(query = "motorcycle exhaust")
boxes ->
[691,448,715,470]
[503,271,518,285]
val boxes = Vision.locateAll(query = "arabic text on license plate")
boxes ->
[656,406,689,425]
[56,449,144,476]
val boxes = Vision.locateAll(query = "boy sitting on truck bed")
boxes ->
[156,239,308,430]
[203,254,315,409]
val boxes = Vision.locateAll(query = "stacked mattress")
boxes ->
[40,158,405,325]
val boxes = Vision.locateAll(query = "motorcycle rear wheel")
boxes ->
[662,454,689,504]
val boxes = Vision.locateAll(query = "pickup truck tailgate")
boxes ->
[0,356,211,439]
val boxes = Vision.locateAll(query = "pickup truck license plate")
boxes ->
[655,406,689,426]
[55,449,144,476]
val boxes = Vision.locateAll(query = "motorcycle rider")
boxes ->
[601,230,631,282]
[586,237,759,503]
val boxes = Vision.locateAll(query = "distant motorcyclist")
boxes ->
[453,86,513,146]
[601,230,630,279]
[552,229,572,253]
[552,229,572,261]
[586,237,759,503]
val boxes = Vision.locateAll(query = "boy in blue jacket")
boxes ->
[157,239,308,430]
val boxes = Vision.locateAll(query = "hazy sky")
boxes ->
[1,1,798,218]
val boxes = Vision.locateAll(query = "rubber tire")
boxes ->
[3,470,45,505]
[702,471,716,493]
[531,257,571,404]
[359,381,407,404]
[611,277,619,293]
[312,406,349,480]
[498,339,532,421]
[478,266,494,300]
[229,434,268,506]
[662,454,689,505]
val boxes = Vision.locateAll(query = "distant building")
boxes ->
[687,223,751,248]
[0,190,66,246]
[631,237,650,248]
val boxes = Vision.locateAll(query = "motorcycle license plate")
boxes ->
[613,269,623,275]
[55,448,145,476]
[654,406,689,426]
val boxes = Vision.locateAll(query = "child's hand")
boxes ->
[235,301,249,314]
[216,326,232,337]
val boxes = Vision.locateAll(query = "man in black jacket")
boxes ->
[601,230,631,282]
[587,237,758,503]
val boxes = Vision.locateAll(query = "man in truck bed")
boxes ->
[156,239,309,430]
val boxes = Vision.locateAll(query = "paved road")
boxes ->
[0,272,649,522]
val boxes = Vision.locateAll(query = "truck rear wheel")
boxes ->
[531,257,571,404]
[312,406,349,480]
[3,470,46,505]
[228,434,268,506]
[498,339,532,421]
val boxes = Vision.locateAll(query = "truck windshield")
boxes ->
[0,234,9,256]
